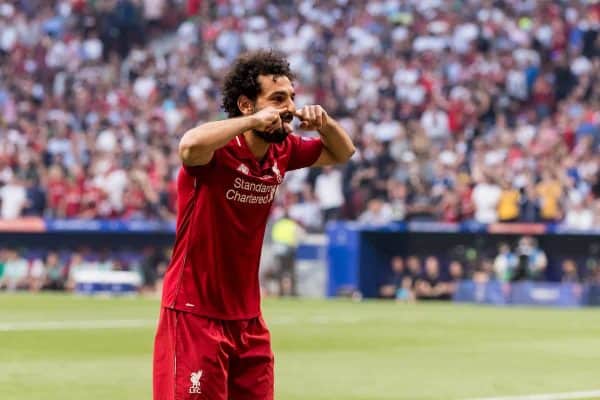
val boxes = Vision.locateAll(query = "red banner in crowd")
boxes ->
[487,223,547,235]
[0,217,46,232]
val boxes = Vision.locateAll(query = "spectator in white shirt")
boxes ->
[359,198,394,226]
[420,103,450,141]
[564,196,594,230]
[0,175,27,219]
[288,188,323,232]
[314,166,344,223]
[472,175,502,223]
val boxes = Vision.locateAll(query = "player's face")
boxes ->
[252,75,296,143]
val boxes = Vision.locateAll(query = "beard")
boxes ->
[251,105,292,143]
[252,127,289,143]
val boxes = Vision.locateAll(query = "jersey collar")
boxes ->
[234,134,275,170]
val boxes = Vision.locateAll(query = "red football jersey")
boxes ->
[161,133,323,319]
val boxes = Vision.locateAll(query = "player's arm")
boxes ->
[295,106,355,167]
[179,106,285,166]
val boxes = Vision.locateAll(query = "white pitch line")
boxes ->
[0,315,364,332]
[466,390,600,400]
[0,319,155,332]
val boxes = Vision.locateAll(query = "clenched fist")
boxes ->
[294,105,329,131]
[250,106,287,133]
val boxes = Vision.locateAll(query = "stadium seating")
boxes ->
[0,0,598,228]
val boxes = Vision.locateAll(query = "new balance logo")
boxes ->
[237,163,250,175]
[189,370,203,394]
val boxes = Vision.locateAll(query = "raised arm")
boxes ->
[179,106,285,166]
[294,105,355,166]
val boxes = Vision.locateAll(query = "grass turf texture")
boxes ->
[1,294,599,400]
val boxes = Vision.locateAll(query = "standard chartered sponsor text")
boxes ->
[226,177,278,204]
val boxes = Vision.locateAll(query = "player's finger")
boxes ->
[272,107,288,119]
[308,106,317,125]
[292,110,303,121]
[294,108,308,121]
[320,108,328,127]
[266,115,280,132]
[272,114,282,127]
[314,107,324,128]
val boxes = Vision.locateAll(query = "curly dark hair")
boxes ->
[221,50,295,118]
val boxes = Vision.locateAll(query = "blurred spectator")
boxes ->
[472,176,501,224]
[359,198,393,226]
[143,0,167,38]
[537,171,563,222]
[288,188,323,232]
[519,184,540,222]
[511,236,548,281]
[439,187,460,222]
[0,249,29,290]
[0,249,5,282]
[564,194,594,229]
[583,244,600,285]
[456,177,475,221]
[23,177,46,216]
[493,243,517,282]
[405,180,436,221]
[561,259,581,283]
[0,175,27,219]
[445,260,464,297]
[314,166,344,223]
[388,181,407,221]
[379,256,413,301]
[270,214,304,296]
[41,251,67,290]
[415,256,450,300]
[29,256,46,292]
[473,259,494,283]
[405,255,422,291]
[497,181,520,222]
[420,103,450,141]
[588,267,600,286]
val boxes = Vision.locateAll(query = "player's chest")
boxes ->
[211,150,288,208]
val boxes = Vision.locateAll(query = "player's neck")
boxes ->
[242,131,270,161]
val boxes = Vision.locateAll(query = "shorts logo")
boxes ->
[189,370,203,394]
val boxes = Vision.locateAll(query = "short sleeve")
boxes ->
[182,150,218,177]
[287,134,324,171]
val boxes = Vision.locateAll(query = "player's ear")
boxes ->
[237,95,254,116]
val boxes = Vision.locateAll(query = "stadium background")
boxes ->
[1,0,600,399]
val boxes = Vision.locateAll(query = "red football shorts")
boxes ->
[153,308,274,400]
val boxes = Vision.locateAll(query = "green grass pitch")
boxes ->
[1,294,600,400]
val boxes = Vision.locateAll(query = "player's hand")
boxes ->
[294,105,329,131]
[251,106,287,132]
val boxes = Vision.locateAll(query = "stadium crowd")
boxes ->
[0,245,170,292]
[379,235,600,301]
[2,234,598,296]
[0,0,599,232]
